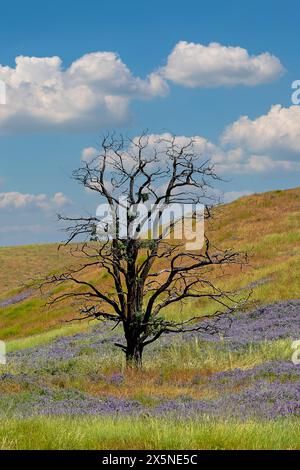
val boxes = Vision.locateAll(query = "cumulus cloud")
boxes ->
[221,154,300,173]
[222,104,300,154]
[162,41,284,87]
[0,191,70,211]
[0,191,69,244]
[0,42,285,133]
[80,137,255,207]
[0,52,168,133]
[81,121,300,177]
[81,146,98,162]
[219,104,300,172]
[81,134,222,172]
[212,148,300,174]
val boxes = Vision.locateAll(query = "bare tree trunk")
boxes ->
[126,339,143,368]
[125,325,143,368]
[126,345,143,368]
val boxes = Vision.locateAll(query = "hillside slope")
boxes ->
[0,186,299,340]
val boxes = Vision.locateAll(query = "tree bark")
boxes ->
[126,338,143,369]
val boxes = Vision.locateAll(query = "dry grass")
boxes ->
[1,187,299,340]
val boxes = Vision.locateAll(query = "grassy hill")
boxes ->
[0,187,299,450]
[0,186,299,341]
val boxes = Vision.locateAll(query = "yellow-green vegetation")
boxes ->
[6,321,95,353]
[0,186,299,340]
[4,333,293,402]
[0,187,299,451]
[0,416,298,450]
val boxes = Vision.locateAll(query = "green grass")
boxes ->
[0,187,299,451]
[146,337,293,373]
[0,298,71,339]
[4,333,292,405]
[6,321,95,353]
[0,416,298,450]
[1,186,299,340]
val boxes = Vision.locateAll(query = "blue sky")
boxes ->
[0,0,299,245]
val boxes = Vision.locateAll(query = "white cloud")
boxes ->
[0,52,168,133]
[0,191,70,211]
[222,190,253,203]
[50,192,70,207]
[162,41,284,88]
[0,43,285,133]
[238,155,300,172]
[214,151,300,174]
[81,146,98,162]
[222,104,300,154]
[141,133,300,174]
[81,124,300,176]
[82,133,222,171]
[219,104,300,172]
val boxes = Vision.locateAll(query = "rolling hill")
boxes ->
[0,186,299,449]
[0,186,299,341]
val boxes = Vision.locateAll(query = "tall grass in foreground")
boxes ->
[0,417,299,450]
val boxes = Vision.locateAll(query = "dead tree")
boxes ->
[43,132,247,368]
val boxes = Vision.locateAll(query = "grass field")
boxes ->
[0,187,299,450]
[0,187,299,340]
[1,417,299,450]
